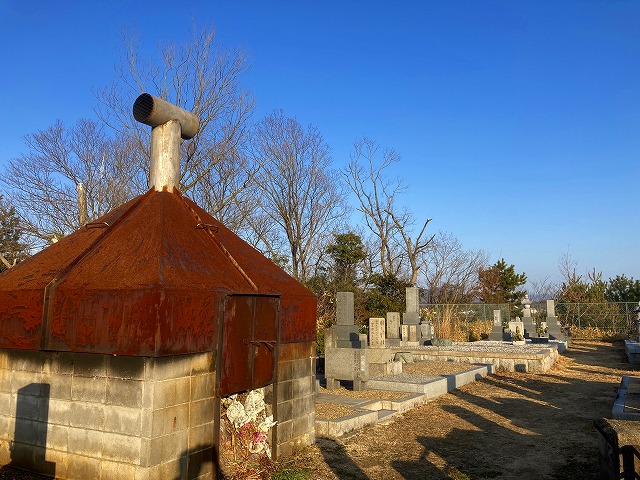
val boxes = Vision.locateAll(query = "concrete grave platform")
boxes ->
[315,364,490,438]
[613,375,640,420]
[625,340,640,364]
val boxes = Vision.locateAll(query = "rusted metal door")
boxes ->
[219,295,280,396]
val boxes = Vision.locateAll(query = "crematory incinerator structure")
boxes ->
[0,94,317,479]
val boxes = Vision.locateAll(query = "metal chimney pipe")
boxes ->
[132,93,200,192]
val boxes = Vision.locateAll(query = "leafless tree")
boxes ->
[528,276,560,302]
[1,119,141,247]
[344,136,434,285]
[422,231,488,303]
[95,26,255,202]
[248,110,348,282]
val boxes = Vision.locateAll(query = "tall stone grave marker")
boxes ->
[369,317,386,348]
[334,291,363,347]
[521,294,536,339]
[402,286,420,325]
[545,299,567,341]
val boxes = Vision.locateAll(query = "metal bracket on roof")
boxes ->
[196,223,219,232]
[85,222,110,229]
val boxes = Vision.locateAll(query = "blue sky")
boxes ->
[0,1,639,287]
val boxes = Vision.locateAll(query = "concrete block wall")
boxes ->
[274,341,315,458]
[0,348,216,480]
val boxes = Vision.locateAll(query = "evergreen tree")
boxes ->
[477,259,527,307]
[606,275,640,302]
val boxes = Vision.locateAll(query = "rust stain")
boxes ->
[0,190,316,357]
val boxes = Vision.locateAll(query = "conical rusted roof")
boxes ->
[0,190,316,356]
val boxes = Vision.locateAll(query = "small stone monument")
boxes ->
[369,317,386,348]
[488,309,504,341]
[386,312,400,339]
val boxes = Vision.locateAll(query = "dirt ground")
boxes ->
[279,340,637,480]
[0,340,635,479]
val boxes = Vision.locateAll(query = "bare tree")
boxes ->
[344,136,433,285]
[422,231,488,303]
[0,195,29,271]
[1,119,141,246]
[96,26,255,199]
[249,110,348,282]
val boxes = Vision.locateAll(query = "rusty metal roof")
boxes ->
[0,190,316,356]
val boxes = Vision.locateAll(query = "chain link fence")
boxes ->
[420,303,510,342]
[421,302,640,341]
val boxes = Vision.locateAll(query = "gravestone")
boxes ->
[334,291,364,347]
[386,312,400,339]
[545,299,567,341]
[369,317,386,348]
[324,328,369,390]
[489,309,504,341]
[521,294,536,339]
[509,319,525,341]
[401,325,410,344]
[419,322,434,342]
[409,325,418,342]
[402,287,421,325]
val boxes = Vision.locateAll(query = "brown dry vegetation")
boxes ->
[277,340,638,480]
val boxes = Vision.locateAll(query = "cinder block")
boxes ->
[45,423,69,452]
[107,378,143,408]
[186,446,214,479]
[71,375,107,403]
[9,350,44,373]
[40,446,68,478]
[188,398,214,428]
[150,356,191,381]
[276,419,292,444]
[153,377,190,409]
[0,369,11,392]
[292,358,312,380]
[0,392,10,415]
[67,426,103,458]
[49,352,75,375]
[11,418,39,445]
[45,374,72,400]
[108,355,146,380]
[11,371,42,392]
[101,459,138,479]
[104,405,142,435]
[68,401,105,430]
[278,401,293,423]
[151,404,189,437]
[149,457,181,480]
[148,431,187,466]
[47,399,72,426]
[190,373,214,401]
[292,414,312,439]
[190,352,215,376]
[292,376,313,398]
[66,452,101,480]
[187,422,214,450]
[102,431,142,463]
[277,380,293,403]
[278,360,293,382]
[292,394,314,417]
[73,353,107,378]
